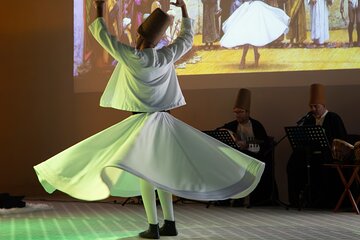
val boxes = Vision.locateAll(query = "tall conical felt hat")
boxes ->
[309,83,326,105]
[234,88,251,111]
[137,8,171,45]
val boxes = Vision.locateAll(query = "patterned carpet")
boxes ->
[1,200,360,240]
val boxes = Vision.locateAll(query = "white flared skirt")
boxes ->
[34,112,264,201]
[220,1,290,48]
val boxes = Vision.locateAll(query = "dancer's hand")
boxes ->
[94,0,105,7]
[94,0,105,18]
[170,0,185,8]
[170,0,188,18]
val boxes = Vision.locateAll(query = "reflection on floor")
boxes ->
[1,199,360,240]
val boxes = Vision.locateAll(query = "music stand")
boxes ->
[285,125,330,209]
[203,130,239,149]
[285,126,330,153]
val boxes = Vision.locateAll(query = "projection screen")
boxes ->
[74,0,360,92]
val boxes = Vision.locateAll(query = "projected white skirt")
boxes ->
[34,112,264,201]
[220,1,290,48]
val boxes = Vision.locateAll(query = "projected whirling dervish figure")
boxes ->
[220,0,290,69]
[34,1,264,239]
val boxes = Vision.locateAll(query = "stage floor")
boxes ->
[1,199,360,240]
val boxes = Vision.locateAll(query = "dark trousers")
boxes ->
[287,150,344,208]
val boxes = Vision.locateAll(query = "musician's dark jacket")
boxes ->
[287,111,348,208]
[217,117,271,158]
[217,117,274,205]
[303,111,347,143]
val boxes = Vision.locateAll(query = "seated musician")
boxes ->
[287,83,348,209]
[216,88,274,206]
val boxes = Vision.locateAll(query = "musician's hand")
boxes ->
[236,140,248,150]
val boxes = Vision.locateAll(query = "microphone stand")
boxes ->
[254,133,289,209]
[259,116,308,209]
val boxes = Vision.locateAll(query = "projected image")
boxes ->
[74,0,360,90]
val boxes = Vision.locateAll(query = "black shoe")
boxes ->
[0,193,26,209]
[159,220,178,236]
[139,223,160,239]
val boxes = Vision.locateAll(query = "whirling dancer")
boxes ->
[220,0,290,69]
[34,1,264,239]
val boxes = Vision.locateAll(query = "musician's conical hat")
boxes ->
[234,88,251,111]
[309,83,326,105]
